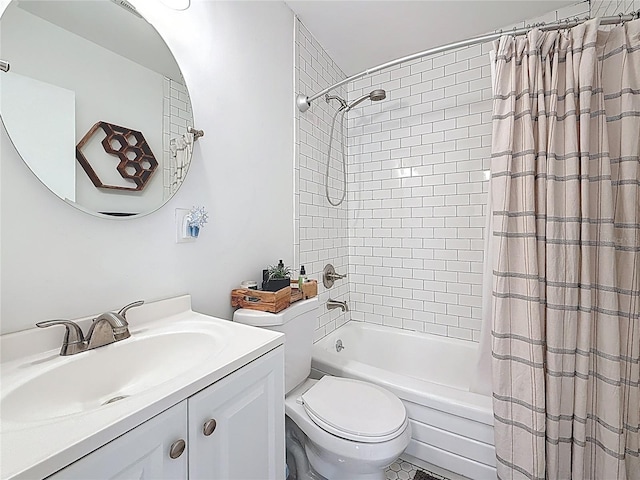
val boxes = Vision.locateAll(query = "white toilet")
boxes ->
[233,298,411,480]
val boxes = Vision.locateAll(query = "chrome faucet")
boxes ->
[326,298,349,312]
[36,300,144,356]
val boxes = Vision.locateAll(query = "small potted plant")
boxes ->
[263,260,292,292]
[186,206,208,238]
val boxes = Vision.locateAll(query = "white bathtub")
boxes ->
[311,321,496,479]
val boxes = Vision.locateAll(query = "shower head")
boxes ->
[346,89,387,111]
[369,89,386,101]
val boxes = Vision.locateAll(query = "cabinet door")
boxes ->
[47,402,188,480]
[188,347,285,480]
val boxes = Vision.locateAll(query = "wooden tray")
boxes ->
[297,279,318,299]
[231,286,291,313]
[291,288,303,303]
[290,280,318,302]
[231,280,318,314]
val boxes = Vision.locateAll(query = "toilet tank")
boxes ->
[233,297,318,394]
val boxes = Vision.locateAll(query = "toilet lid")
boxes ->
[300,376,407,443]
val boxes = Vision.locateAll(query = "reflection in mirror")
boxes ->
[0,0,196,217]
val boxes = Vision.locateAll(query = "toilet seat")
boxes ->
[300,376,407,443]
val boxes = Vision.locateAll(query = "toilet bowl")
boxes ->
[286,377,411,480]
[233,298,411,480]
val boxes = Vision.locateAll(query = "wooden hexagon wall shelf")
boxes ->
[76,121,158,191]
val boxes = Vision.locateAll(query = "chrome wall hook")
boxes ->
[188,127,204,141]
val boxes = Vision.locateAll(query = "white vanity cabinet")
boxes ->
[47,348,284,480]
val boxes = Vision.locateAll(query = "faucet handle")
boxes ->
[36,319,85,343]
[118,300,144,318]
[328,272,347,280]
[36,320,86,355]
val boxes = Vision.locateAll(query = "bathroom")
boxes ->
[1,0,639,479]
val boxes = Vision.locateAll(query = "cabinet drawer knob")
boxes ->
[203,419,217,436]
[169,439,186,459]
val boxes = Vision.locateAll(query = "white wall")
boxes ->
[0,0,295,334]
[0,73,76,202]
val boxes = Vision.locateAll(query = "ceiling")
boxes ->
[286,1,578,75]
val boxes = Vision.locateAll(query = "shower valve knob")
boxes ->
[323,264,347,288]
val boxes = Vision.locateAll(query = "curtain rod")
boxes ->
[296,12,638,112]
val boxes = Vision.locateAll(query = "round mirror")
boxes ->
[0,0,195,217]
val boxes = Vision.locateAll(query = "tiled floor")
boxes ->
[385,459,448,480]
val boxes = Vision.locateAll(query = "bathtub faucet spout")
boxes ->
[327,298,349,312]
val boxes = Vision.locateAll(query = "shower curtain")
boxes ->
[490,18,640,480]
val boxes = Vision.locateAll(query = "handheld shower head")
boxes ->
[346,89,387,111]
[369,89,386,101]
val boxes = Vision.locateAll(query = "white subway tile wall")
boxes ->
[163,78,193,200]
[295,20,351,341]
[346,37,492,341]
[592,0,637,16]
[296,0,635,342]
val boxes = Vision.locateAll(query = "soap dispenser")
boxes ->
[298,265,307,289]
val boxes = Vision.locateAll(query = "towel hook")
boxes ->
[188,127,204,141]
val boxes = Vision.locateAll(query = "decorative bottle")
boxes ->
[298,265,307,289]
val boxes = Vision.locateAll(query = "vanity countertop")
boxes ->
[0,295,284,480]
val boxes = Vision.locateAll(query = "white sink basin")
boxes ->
[2,330,219,424]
